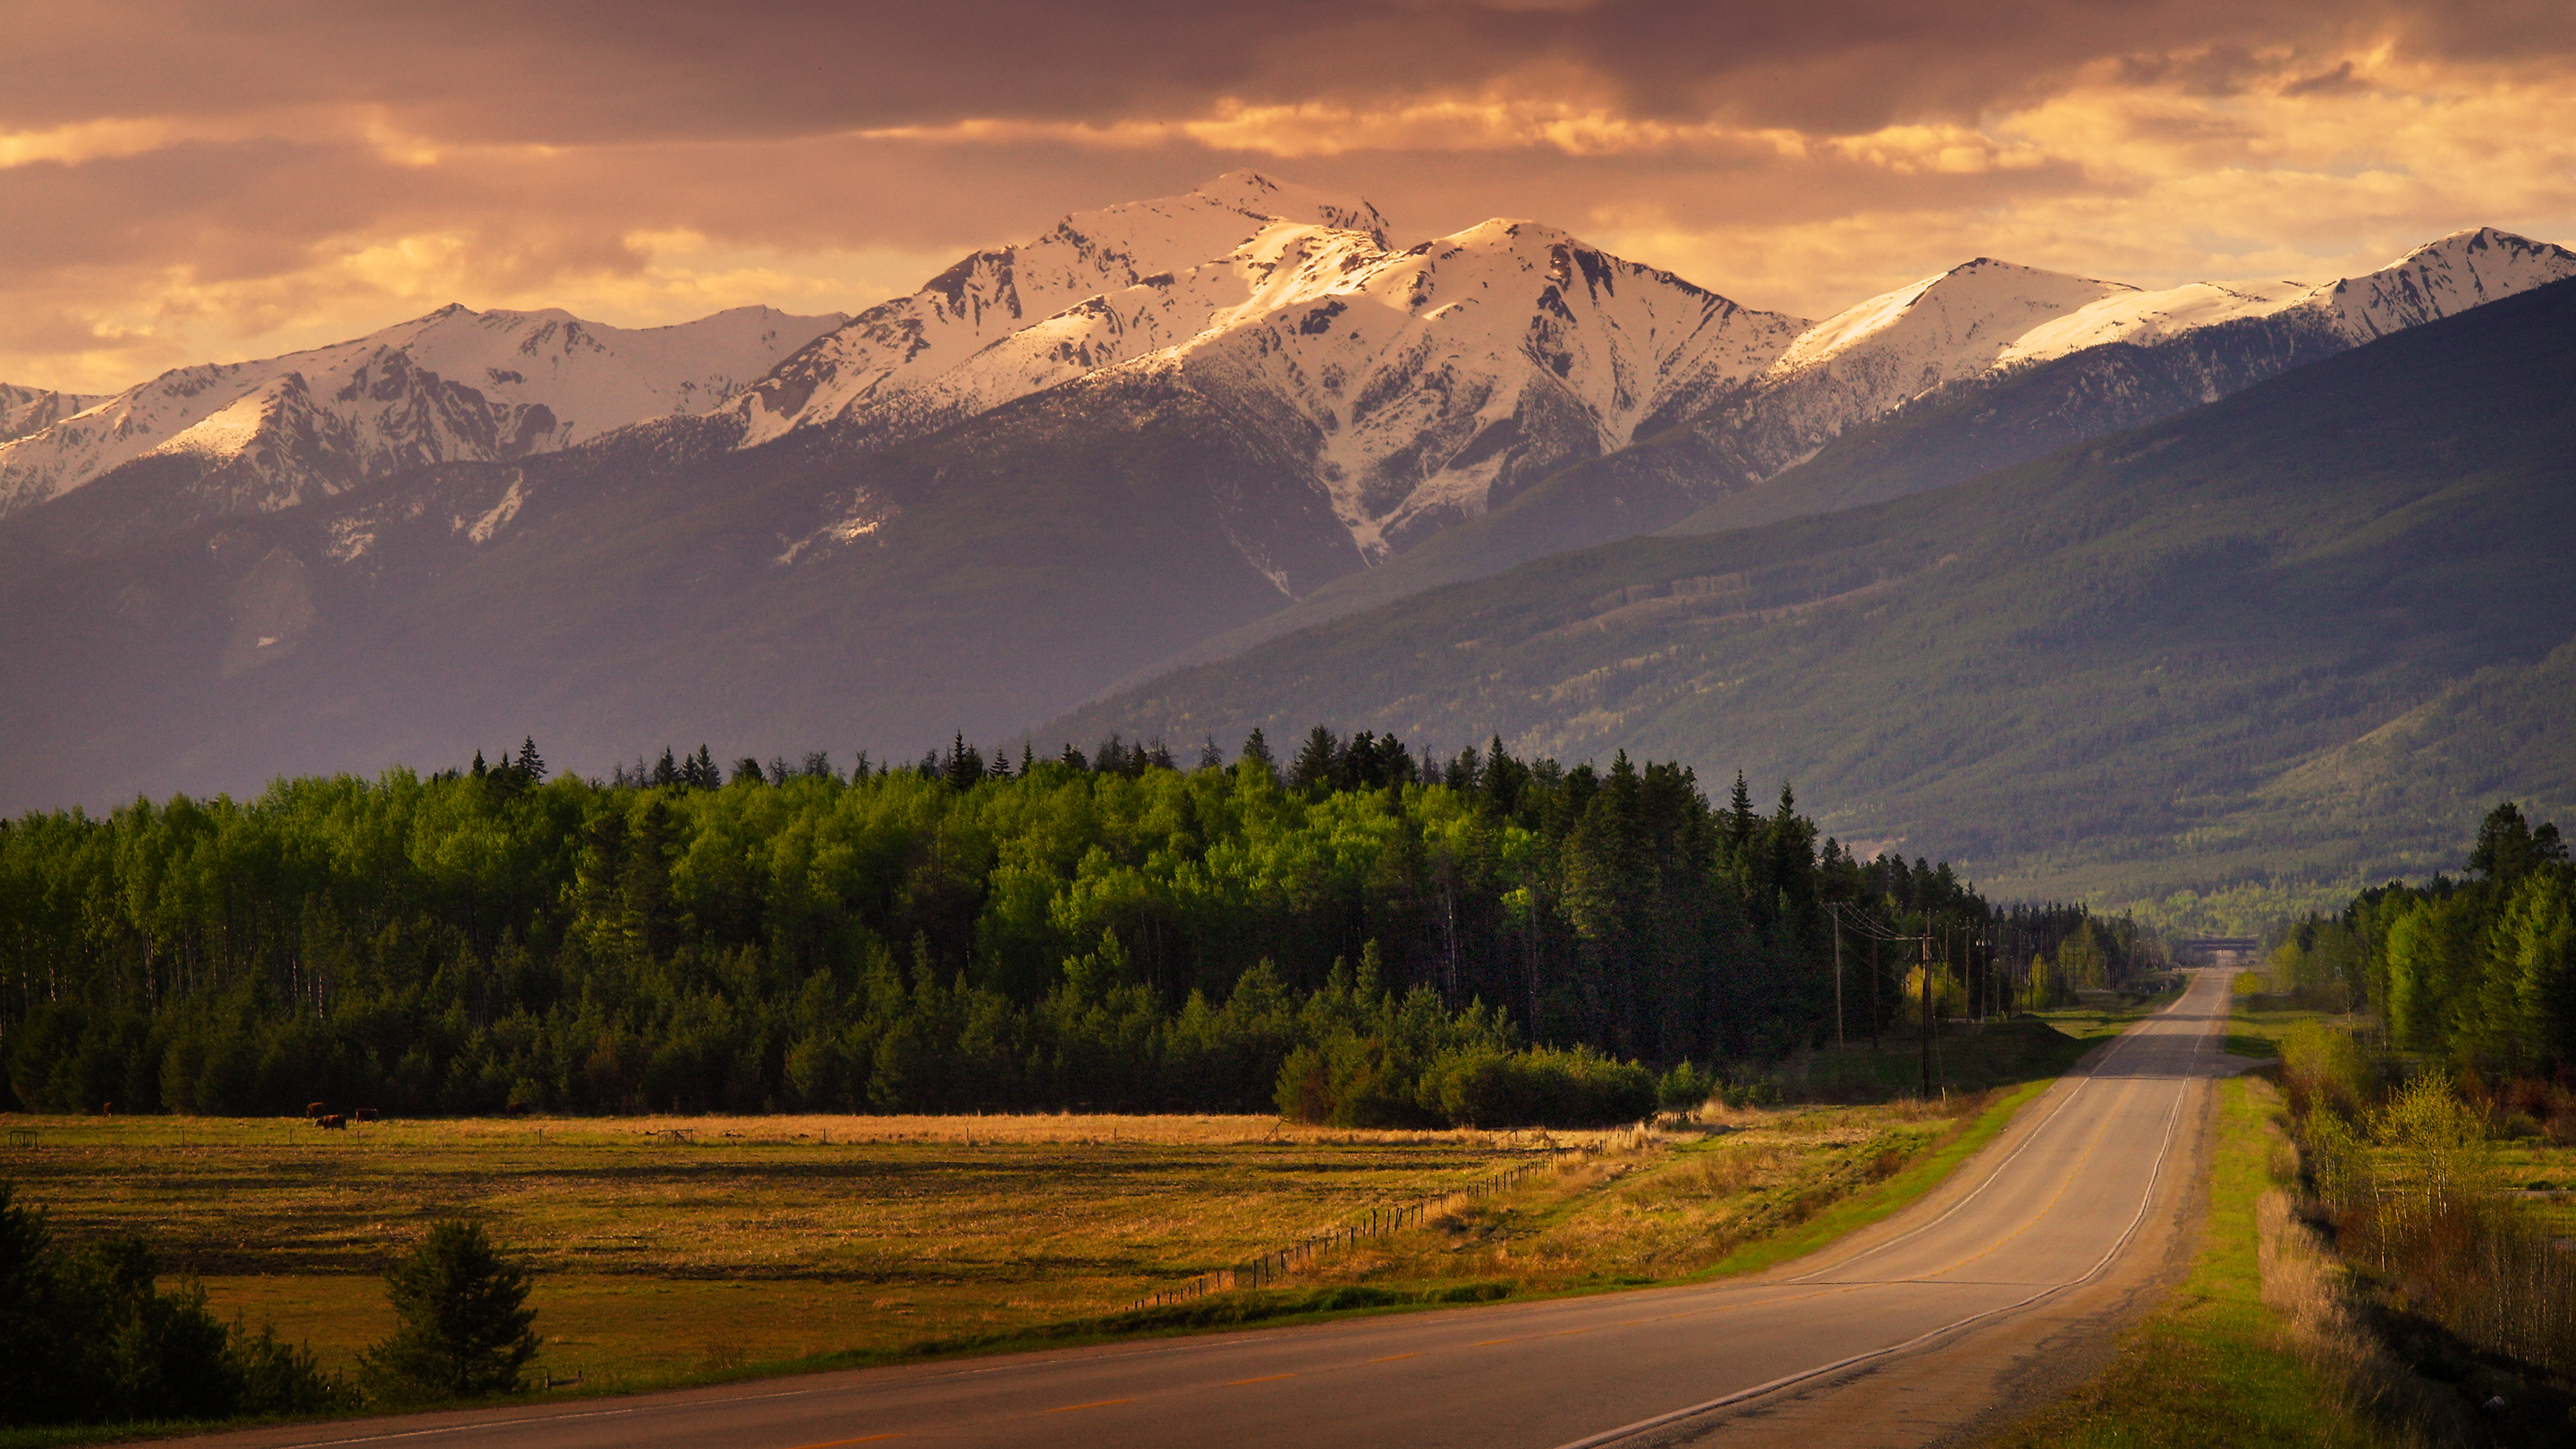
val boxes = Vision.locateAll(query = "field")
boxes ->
[0,1006,2159,1406]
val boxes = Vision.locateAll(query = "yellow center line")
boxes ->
[1549,1327,1589,1336]
[1045,1399,1135,1413]
[1226,1373,1296,1385]
[1367,1352,1421,1362]
[1473,1337,1521,1346]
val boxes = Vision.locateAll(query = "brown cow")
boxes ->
[99,1102,114,1115]
[315,1114,347,1130]
[353,1108,378,1123]
[305,1101,326,1120]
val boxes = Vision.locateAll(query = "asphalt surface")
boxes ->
[182,970,2234,1449]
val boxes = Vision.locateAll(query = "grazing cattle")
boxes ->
[305,1102,326,1120]
[99,1102,114,1116]
[315,1114,347,1130]
[353,1108,378,1123]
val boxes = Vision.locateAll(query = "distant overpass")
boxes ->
[2173,936,2262,963]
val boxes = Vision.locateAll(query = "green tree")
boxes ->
[362,1220,538,1402]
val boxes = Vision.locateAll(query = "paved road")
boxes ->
[189,970,2235,1449]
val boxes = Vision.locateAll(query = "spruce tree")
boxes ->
[1292,725,1340,793]
[513,738,545,782]
[362,1221,538,1402]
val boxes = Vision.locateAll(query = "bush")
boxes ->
[1657,1060,1716,1113]
[0,1182,349,1428]
[361,1220,539,1402]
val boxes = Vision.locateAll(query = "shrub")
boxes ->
[361,1220,539,1403]
[0,1182,346,1428]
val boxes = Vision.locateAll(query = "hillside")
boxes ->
[1043,278,2576,902]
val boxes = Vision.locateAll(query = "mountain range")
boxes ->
[2,173,2569,911]
[1049,275,2576,906]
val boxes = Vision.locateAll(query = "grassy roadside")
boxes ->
[1975,1075,2396,1448]
[1694,1077,2054,1280]
[1971,974,2414,1449]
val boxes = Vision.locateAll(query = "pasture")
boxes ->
[0,1009,2148,1399]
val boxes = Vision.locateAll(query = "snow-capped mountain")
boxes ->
[0,304,847,522]
[1179,220,1807,555]
[722,172,1395,452]
[1690,258,2133,487]
[1,383,109,446]
[1998,227,2575,367]
[1679,228,2576,498]
[731,175,1807,567]
[1657,227,2576,537]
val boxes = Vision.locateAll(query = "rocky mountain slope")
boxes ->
[0,383,109,445]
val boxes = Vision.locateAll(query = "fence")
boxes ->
[1127,1142,1603,1311]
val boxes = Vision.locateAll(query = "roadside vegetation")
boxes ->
[1986,801,2576,1447]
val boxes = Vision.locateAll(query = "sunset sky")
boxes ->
[7,0,2573,394]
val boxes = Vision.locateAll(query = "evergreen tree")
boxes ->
[513,738,545,782]
[730,757,765,786]
[650,749,679,789]
[1198,736,1224,772]
[470,750,487,780]
[1292,725,1340,793]
[361,1221,538,1402]
[1241,727,1275,775]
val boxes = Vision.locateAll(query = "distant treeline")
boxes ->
[1,730,2129,1123]
[2270,801,2573,1072]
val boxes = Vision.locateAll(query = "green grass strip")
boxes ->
[1694,1075,2057,1281]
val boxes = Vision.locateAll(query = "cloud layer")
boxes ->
[6,0,2572,391]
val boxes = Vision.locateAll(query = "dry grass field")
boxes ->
[0,1100,2001,1396]
[0,1008,2161,1403]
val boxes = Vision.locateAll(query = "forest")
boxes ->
[0,730,2136,1127]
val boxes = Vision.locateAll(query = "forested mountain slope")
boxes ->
[1046,277,2576,902]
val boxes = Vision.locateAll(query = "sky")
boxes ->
[5,0,2573,394]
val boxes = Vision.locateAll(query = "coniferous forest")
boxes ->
[0,731,2132,1127]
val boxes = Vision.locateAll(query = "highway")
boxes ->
[186,970,2236,1449]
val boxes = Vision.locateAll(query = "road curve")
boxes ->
[179,971,2237,1449]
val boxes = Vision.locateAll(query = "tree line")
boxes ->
[2267,801,2574,1072]
[1,730,2128,1125]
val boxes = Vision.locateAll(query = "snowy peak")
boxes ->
[0,304,845,520]
[1769,258,2134,391]
[1996,227,2576,369]
[1193,170,1393,246]
[1174,216,1809,556]
[1992,277,2326,367]
[2324,227,2576,341]
[724,175,1401,448]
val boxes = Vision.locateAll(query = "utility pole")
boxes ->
[1831,904,1845,1054]
[1919,931,1935,1098]
[1869,931,1881,1051]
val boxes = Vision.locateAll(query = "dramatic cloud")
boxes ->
[4,0,2572,389]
